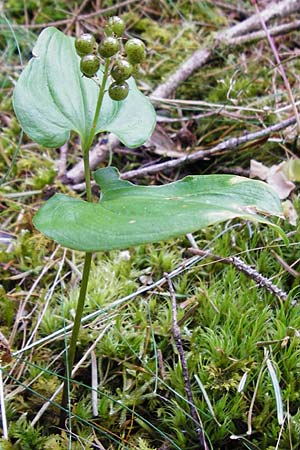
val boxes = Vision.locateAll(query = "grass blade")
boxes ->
[266,357,284,425]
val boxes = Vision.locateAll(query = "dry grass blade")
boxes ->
[0,365,8,440]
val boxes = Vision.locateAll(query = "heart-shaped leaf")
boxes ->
[13,27,156,149]
[33,167,283,252]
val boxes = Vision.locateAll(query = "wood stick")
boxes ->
[71,115,296,189]
[188,248,288,301]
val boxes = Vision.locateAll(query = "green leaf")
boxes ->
[13,27,155,149]
[33,167,283,252]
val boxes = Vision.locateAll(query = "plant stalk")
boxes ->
[59,251,92,426]
[59,58,111,427]
[85,58,111,152]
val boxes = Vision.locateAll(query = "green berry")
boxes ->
[80,54,100,77]
[108,81,129,101]
[106,16,125,37]
[111,59,132,82]
[98,36,120,58]
[75,33,97,57]
[125,38,146,64]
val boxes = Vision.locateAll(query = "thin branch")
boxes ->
[64,0,91,33]
[91,350,98,417]
[70,115,296,188]
[166,275,209,450]
[119,116,296,180]
[225,19,300,45]
[12,254,203,357]
[188,248,288,301]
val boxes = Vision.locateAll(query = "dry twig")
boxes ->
[120,116,296,180]
[71,115,296,189]
[30,323,113,426]
[225,19,300,45]
[57,143,69,179]
[188,248,288,301]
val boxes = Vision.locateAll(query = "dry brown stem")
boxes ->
[188,248,288,301]
[71,115,296,189]
[225,19,300,45]
[120,116,296,179]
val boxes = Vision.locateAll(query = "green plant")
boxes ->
[125,38,146,64]
[106,16,126,37]
[111,58,133,82]
[74,33,97,57]
[12,18,284,435]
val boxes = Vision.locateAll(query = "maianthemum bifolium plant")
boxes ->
[12,17,285,428]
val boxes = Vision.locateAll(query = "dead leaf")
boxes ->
[282,199,298,226]
[146,124,183,158]
[250,159,295,199]
[250,160,269,180]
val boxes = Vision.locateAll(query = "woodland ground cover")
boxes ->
[1,1,300,449]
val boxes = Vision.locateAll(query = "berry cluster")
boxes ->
[75,16,146,101]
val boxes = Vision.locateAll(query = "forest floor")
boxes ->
[1,1,300,449]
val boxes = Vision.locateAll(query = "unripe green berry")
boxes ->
[98,36,120,58]
[125,38,146,64]
[108,81,129,101]
[111,59,132,82]
[80,54,100,77]
[106,16,125,37]
[75,33,97,57]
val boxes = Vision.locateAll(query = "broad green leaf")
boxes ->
[13,27,155,149]
[33,167,283,252]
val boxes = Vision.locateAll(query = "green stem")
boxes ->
[59,252,92,426]
[85,58,111,152]
[83,147,92,203]
[60,58,111,427]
